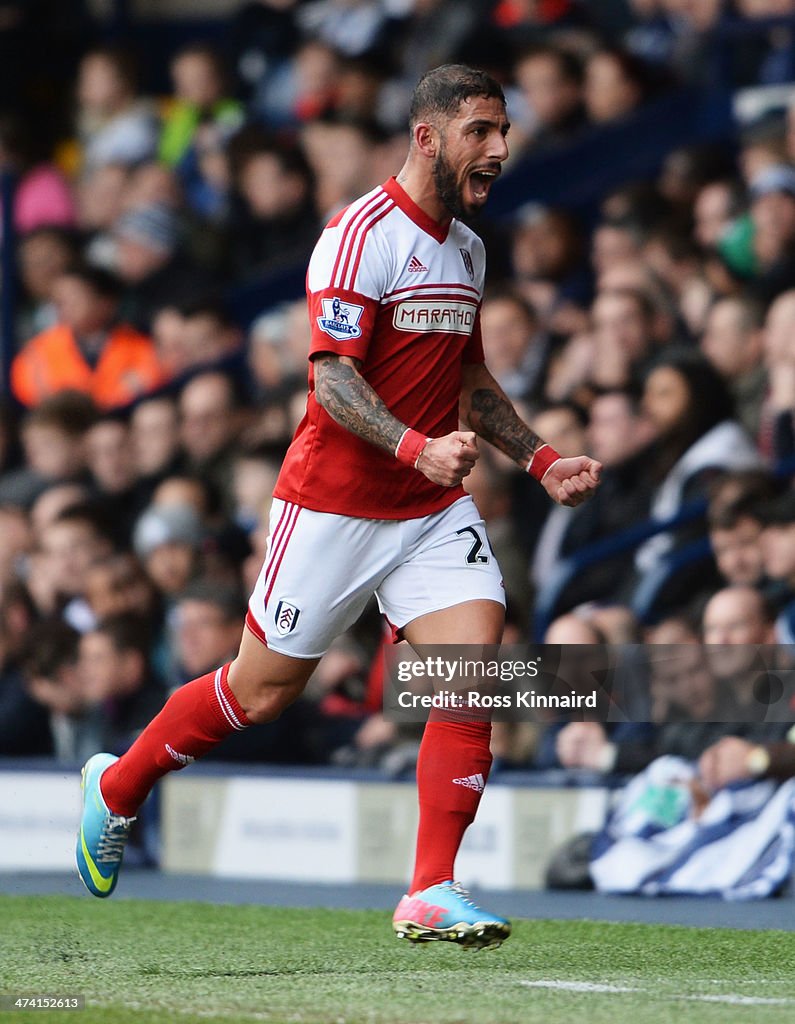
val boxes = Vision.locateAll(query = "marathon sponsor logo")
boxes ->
[317,297,365,341]
[393,300,476,335]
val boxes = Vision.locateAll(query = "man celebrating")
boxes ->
[77,65,601,950]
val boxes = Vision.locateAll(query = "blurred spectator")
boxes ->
[552,389,655,606]
[114,203,214,334]
[247,303,302,400]
[125,161,184,213]
[700,296,767,438]
[180,299,243,370]
[151,471,250,588]
[133,502,205,601]
[693,178,745,251]
[512,45,586,152]
[707,470,778,588]
[590,287,657,389]
[301,117,377,219]
[528,401,588,588]
[0,619,52,756]
[34,504,114,626]
[228,128,319,277]
[179,372,241,507]
[748,163,795,303]
[637,350,759,575]
[480,289,545,401]
[0,393,95,509]
[30,482,91,539]
[0,504,33,590]
[756,491,795,643]
[83,554,158,625]
[760,288,795,460]
[17,226,80,341]
[583,48,648,126]
[509,204,589,333]
[76,163,130,237]
[170,579,244,684]
[11,265,164,409]
[130,395,182,489]
[22,618,101,762]
[231,449,280,534]
[702,583,775,648]
[85,414,144,545]
[79,614,165,753]
[159,43,244,168]
[591,219,645,278]
[150,306,189,378]
[0,114,76,234]
[75,46,158,172]
[227,0,302,110]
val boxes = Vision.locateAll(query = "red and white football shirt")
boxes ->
[274,176,486,520]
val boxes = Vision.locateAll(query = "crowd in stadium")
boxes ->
[2,0,795,792]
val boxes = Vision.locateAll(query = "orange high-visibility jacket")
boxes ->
[11,322,164,409]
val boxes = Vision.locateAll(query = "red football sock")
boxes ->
[100,664,250,817]
[409,714,492,893]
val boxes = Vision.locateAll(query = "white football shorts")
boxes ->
[246,495,505,658]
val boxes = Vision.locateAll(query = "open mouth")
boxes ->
[469,168,500,201]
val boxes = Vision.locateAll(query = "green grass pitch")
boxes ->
[1,894,794,1024]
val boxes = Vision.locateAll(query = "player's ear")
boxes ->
[413,121,438,159]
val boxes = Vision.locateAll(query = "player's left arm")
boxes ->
[460,362,601,507]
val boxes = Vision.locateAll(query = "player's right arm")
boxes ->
[313,353,478,487]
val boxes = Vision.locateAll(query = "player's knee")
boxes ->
[243,679,303,725]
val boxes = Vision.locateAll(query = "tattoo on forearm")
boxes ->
[469,388,543,464]
[314,356,405,454]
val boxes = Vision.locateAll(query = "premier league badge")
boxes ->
[317,296,365,341]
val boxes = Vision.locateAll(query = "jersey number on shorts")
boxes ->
[456,526,490,565]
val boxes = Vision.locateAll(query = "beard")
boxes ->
[432,141,472,223]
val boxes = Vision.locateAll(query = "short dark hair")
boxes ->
[515,45,583,87]
[84,45,140,94]
[52,502,115,546]
[177,579,246,623]
[409,64,505,129]
[482,286,536,325]
[23,619,80,678]
[599,286,656,324]
[23,391,98,437]
[60,263,123,303]
[93,613,151,660]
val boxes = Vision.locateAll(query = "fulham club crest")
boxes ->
[459,248,474,281]
[274,599,301,636]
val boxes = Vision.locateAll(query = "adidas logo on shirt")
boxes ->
[407,255,428,273]
[452,773,485,793]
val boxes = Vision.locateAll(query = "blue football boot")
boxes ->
[76,753,135,898]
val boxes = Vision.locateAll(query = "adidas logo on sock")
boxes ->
[452,773,485,793]
[165,743,195,767]
[407,255,428,273]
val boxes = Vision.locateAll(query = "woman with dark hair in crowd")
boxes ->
[635,348,759,573]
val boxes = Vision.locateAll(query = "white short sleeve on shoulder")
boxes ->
[308,193,394,301]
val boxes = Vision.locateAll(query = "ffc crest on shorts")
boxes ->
[274,599,301,636]
[317,296,365,341]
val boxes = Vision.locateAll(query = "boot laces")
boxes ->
[96,814,136,863]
